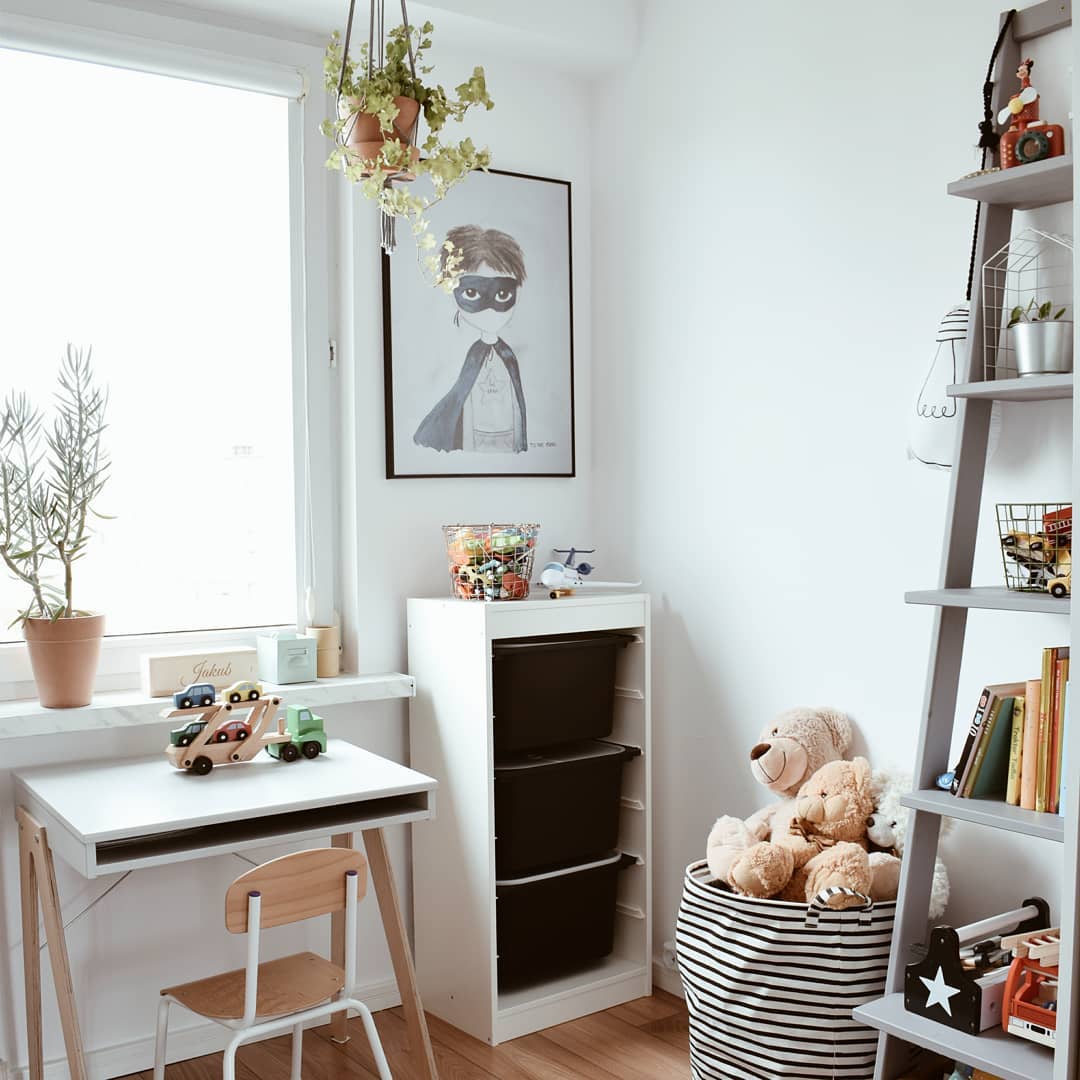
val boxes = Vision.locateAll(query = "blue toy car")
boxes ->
[173,682,217,709]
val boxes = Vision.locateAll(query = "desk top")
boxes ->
[15,739,436,844]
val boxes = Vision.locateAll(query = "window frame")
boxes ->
[0,6,338,700]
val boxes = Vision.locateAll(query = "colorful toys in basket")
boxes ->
[443,524,538,601]
[998,503,1071,596]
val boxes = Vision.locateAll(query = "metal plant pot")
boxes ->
[1011,319,1074,376]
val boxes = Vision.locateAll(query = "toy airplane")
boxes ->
[553,548,596,575]
[538,561,641,595]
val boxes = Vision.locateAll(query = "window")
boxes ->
[0,48,300,641]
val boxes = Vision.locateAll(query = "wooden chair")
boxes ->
[152,847,392,1080]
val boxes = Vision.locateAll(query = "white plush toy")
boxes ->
[871,768,950,921]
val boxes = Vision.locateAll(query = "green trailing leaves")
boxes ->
[1008,297,1070,327]
[322,21,494,289]
[0,345,110,624]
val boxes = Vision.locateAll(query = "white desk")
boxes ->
[14,739,440,1080]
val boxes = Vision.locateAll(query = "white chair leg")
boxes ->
[223,1032,243,1080]
[291,1022,303,1080]
[153,997,171,1080]
[348,1000,393,1080]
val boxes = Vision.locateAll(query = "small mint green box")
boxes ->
[257,631,317,684]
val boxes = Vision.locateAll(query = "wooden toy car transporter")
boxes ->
[164,697,290,774]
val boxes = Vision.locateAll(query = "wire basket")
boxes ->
[996,503,1072,596]
[444,524,540,601]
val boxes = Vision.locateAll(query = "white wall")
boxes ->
[590,0,1074,968]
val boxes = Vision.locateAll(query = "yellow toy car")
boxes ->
[223,679,263,703]
[1048,572,1071,598]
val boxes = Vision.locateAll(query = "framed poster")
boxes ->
[382,168,575,478]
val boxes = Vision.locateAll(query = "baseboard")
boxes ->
[652,960,684,999]
[11,978,401,1080]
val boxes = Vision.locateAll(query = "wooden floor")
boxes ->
[118,991,690,1079]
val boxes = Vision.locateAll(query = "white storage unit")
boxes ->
[407,593,652,1044]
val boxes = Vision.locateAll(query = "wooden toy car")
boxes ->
[170,719,209,747]
[1001,927,1060,1048]
[173,682,216,709]
[211,719,252,742]
[266,704,327,761]
[222,679,262,704]
[1048,572,1071,598]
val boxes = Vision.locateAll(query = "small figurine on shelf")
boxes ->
[997,58,1066,169]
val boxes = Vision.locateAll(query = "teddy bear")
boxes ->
[706,705,854,886]
[724,757,902,908]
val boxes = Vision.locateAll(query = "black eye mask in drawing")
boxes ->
[453,275,519,314]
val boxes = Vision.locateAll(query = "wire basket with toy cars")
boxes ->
[996,503,1072,597]
[444,524,539,601]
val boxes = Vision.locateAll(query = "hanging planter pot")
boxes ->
[340,94,421,175]
[24,614,105,709]
[320,0,494,275]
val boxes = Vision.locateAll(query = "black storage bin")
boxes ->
[492,632,631,753]
[494,740,640,876]
[496,851,635,983]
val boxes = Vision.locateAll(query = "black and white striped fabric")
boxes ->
[676,861,895,1080]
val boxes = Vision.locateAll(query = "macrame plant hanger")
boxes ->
[336,0,422,253]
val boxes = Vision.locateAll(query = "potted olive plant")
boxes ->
[321,20,493,287]
[1008,298,1073,376]
[0,346,110,707]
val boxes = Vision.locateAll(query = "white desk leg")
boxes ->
[329,832,353,1044]
[17,808,89,1080]
[361,827,438,1080]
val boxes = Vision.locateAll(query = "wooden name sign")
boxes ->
[140,647,259,698]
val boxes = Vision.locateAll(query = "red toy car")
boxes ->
[212,720,252,743]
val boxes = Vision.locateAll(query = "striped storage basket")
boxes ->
[676,861,895,1080]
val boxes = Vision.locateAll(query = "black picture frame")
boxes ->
[382,167,576,479]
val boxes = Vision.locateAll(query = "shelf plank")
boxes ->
[948,374,1073,402]
[905,587,1070,614]
[902,788,1064,842]
[947,156,1073,209]
[854,994,1053,1080]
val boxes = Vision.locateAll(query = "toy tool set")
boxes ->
[904,898,1051,1035]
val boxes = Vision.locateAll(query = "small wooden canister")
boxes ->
[305,624,341,677]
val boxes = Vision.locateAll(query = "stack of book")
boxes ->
[946,646,1070,814]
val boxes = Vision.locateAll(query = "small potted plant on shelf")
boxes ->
[0,346,111,708]
[1007,298,1073,376]
[320,20,493,287]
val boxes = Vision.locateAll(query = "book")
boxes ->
[967,696,1016,799]
[951,687,992,796]
[1006,696,1026,806]
[1036,648,1058,813]
[1050,653,1070,813]
[953,683,1025,797]
[1060,682,1071,818]
[1021,678,1042,810]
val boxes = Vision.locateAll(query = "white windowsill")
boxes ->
[0,672,416,741]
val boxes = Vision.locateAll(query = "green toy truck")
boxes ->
[265,704,327,762]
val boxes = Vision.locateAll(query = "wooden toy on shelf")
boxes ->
[222,679,263,703]
[266,704,328,761]
[904,898,1051,1035]
[1001,926,1061,1048]
[996,58,1066,169]
[172,682,217,710]
[163,696,288,774]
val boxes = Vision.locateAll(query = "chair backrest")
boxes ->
[225,847,367,933]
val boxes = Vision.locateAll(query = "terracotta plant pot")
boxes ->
[341,95,421,175]
[23,613,105,708]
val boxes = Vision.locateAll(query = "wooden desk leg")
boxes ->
[361,826,438,1080]
[17,808,89,1080]
[17,809,44,1080]
[329,832,353,1044]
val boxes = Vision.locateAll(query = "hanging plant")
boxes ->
[320,9,494,289]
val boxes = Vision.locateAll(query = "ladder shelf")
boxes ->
[901,788,1065,843]
[948,373,1074,401]
[905,587,1070,614]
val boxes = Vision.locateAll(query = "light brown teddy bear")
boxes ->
[725,757,901,908]
[706,705,853,885]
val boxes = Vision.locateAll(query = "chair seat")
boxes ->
[162,952,345,1020]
